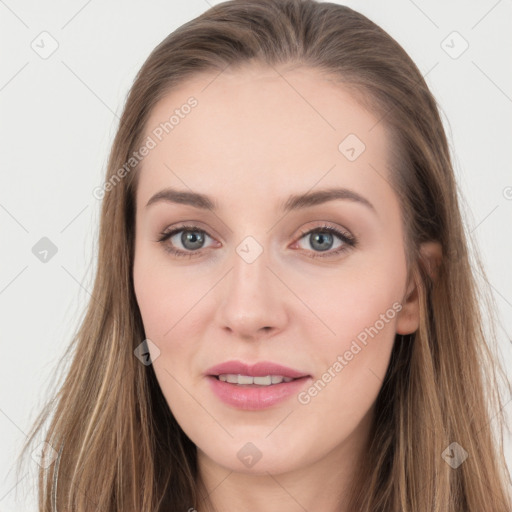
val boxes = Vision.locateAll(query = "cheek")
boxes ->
[293,256,405,344]
[133,247,207,340]
[132,248,219,403]
[309,287,399,387]
[293,258,404,413]
[133,253,206,413]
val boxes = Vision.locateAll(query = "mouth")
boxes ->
[205,372,312,410]
[211,374,303,386]
[204,360,312,409]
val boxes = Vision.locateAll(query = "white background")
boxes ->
[1,0,511,509]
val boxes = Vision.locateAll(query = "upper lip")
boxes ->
[205,360,310,379]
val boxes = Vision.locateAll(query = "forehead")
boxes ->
[136,63,393,210]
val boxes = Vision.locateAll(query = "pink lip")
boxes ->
[204,360,312,410]
[204,360,309,379]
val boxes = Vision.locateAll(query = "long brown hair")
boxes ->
[16,1,511,510]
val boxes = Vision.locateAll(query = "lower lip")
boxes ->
[206,375,311,410]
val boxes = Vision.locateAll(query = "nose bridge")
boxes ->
[231,233,272,307]
[215,233,286,337]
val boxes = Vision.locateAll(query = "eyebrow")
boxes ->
[145,186,376,215]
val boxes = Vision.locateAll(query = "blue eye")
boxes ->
[157,223,357,259]
[295,224,357,259]
[157,225,213,258]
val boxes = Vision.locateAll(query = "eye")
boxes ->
[293,224,357,259]
[156,224,218,259]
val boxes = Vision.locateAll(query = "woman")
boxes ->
[17,0,512,510]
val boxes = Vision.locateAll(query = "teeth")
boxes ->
[217,374,295,385]
[238,374,253,385]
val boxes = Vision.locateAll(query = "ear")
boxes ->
[396,241,442,335]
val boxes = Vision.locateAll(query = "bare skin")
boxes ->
[132,62,440,512]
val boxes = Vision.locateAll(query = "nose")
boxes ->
[214,241,288,341]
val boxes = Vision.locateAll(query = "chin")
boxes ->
[196,436,309,476]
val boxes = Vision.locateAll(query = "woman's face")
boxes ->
[133,63,420,476]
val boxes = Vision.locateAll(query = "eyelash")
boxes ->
[156,223,358,259]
